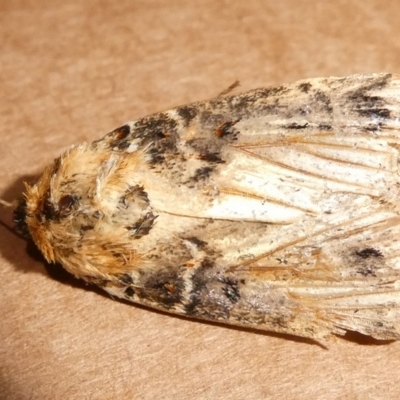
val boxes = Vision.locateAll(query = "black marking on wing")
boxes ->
[176,105,198,126]
[219,276,241,303]
[356,248,383,259]
[190,167,214,182]
[298,82,312,93]
[346,74,392,120]
[107,125,132,150]
[138,268,185,308]
[127,212,158,239]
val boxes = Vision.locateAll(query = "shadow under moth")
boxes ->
[10,73,400,341]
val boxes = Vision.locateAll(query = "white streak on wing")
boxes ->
[220,170,321,214]
[235,145,394,190]
[204,194,303,223]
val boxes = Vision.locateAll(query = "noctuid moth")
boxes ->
[11,73,400,340]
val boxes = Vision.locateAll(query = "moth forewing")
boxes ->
[17,73,400,340]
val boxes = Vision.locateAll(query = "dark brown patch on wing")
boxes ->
[306,90,333,115]
[137,268,185,309]
[186,237,208,249]
[176,105,198,126]
[318,123,332,130]
[124,287,135,297]
[127,211,158,239]
[107,125,132,150]
[184,259,244,320]
[284,122,309,130]
[219,276,241,303]
[133,113,178,143]
[184,258,216,316]
[346,74,392,120]
[215,120,240,138]
[190,166,213,182]
[298,82,312,93]
[119,273,134,285]
[198,151,225,164]
[356,248,383,259]
[351,247,385,277]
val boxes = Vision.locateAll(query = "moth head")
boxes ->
[18,142,154,279]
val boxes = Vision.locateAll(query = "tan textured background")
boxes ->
[2,1,400,399]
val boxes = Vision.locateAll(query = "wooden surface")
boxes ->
[2,1,400,399]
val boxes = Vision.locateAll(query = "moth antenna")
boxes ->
[0,199,17,208]
[0,198,25,240]
[218,80,240,96]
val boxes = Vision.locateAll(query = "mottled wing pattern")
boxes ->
[219,131,400,339]
[21,73,400,340]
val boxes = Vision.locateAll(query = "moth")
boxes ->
[12,73,400,341]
